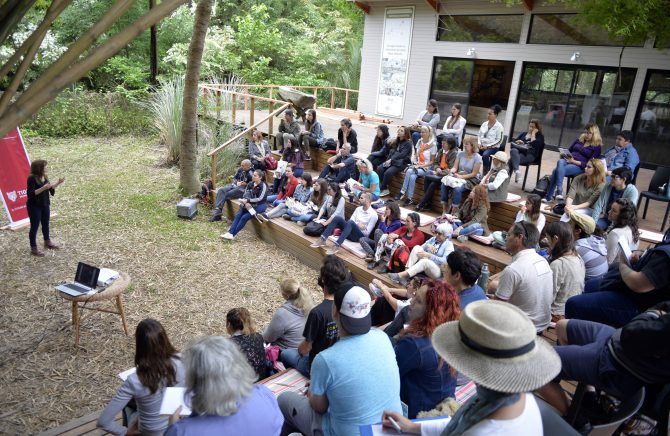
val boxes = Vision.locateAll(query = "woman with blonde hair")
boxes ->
[562,158,606,218]
[440,136,482,214]
[226,308,269,380]
[263,279,315,350]
[544,123,603,202]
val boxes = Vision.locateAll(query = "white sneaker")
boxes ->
[555,194,564,201]
[220,232,234,240]
[310,239,326,248]
[541,198,549,204]
[514,170,520,183]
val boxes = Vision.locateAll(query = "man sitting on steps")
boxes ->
[210,159,253,222]
[319,143,355,184]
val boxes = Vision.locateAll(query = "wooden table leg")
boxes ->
[116,295,129,335]
[72,301,80,346]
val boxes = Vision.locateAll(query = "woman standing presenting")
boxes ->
[26,159,64,256]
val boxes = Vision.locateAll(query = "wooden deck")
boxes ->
[37,412,120,436]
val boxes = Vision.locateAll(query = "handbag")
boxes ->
[264,155,278,170]
[304,221,325,237]
[441,174,467,188]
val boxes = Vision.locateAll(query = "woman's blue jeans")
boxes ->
[229,203,267,236]
[545,159,583,200]
[401,168,428,198]
[457,223,484,236]
[290,212,315,223]
[441,184,469,207]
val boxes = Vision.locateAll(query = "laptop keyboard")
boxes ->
[66,283,91,292]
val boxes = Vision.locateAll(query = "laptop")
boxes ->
[56,262,101,297]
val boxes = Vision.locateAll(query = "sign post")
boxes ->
[0,128,31,230]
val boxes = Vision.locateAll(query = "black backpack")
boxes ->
[532,175,551,197]
[321,138,337,151]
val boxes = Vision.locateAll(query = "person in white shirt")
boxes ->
[381,300,562,436]
[478,104,505,173]
[311,192,378,255]
[515,194,545,234]
[604,198,640,266]
[441,103,467,147]
[489,221,553,333]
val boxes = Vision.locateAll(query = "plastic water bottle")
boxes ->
[477,263,490,291]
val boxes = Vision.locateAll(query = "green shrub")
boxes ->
[23,90,153,138]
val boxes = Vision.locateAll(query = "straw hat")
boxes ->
[432,300,560,393]
[492,151,509,164]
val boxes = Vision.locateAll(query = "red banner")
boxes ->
[0,128,30,225]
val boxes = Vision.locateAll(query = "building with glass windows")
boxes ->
[352,0,670,167]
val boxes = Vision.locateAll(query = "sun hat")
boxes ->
[334,284,372,335]
[568,210,596,235]
[492,151,509,164]
[432,300,560,393]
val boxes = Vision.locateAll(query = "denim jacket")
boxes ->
[307,121,325,145]
[603,143,640,175]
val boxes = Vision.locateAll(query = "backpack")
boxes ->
[321,138,337,151]
[389,245,410,272]
[532,175,551,197]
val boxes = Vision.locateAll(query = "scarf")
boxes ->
[441,385,521,436]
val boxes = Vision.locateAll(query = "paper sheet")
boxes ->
[118,367,136,381]
[159,387,192,416]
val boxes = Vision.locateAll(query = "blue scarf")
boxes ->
[441,385,520,436]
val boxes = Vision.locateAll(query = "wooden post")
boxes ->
[268,86,273,101]
[232,93,237,124]
[116,296,129,335]
[72,301,80,346]
[331,88,335,109]
[250,97,255,126]
[215,90,221,121]
[268,100,274,135]
[345,90,350,110]
[211,152,218,187]
[244,94,248,111]
[313,87,318,109]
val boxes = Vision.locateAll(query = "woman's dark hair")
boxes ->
[525,194,542,223]
[612,166,633,185]
[446,249,481,286]
[226,307,256,335]
[327,181,342,208]
[406,212,420,227]
[543,221,576,261]
[612,198,640,243]
[253,169,265,181]
[617,130,633,142]
[372,124,390,152]
[386,201,401,222]
[446,136,458,150]
[135,319,178,394]
[529,118,543,134]
[397,126,410,141]
[311,178,328,206]
[30,160,47,178]
[300,172,313,187]
[306,109,317,131]
[340,118,352,129]
[428,99,439,114]
[489,104,502,116]
[446,103,461,129]
[318,255,349,295]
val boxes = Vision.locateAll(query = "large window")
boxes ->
[437,15,523,43]
[512,64,636,148]
[430,58,515,127]
[634,71,670,166]
[528,14,644,47]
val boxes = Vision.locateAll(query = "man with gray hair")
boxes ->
[489,221,553,332]
[210,159,253,222]
[277,109,301,152]
[319,143,355,183]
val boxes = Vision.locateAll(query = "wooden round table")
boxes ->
[57,271,130,345]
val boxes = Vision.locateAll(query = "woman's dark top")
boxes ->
[231,332,269,380]
[27,175,54,208]
[514,132,544,158]
[338,128,358,154]
[388,139,413,167]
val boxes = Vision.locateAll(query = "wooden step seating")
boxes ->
[37,412,121,436]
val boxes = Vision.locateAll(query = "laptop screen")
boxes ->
[75,262,100,288]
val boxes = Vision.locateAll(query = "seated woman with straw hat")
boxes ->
[381,300,562,435]
[480,150,510,204]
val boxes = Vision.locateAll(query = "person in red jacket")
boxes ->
[371,212,426,274]
[267,166,298,206]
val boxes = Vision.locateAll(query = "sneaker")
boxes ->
[514,170,520,183]
[310,239,326,248]
[367,261,378,270]
[209,214,222,222]
[555,194,564,201]
[393,192,403,201]
[377,266,388,274]
[380,189,391,197]
[388,273,409,286]
[220,232,234,240]
[403,198,414,206]
[415,204,426,212]
[541,198,549,204]
[282,214,292,220]
[326,245,341,255]
[297,221,307,227]
[304,155,312,161]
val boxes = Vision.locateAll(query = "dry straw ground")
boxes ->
[0,136,322,434]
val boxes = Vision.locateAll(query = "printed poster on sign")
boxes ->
[375,6,414,119]
[0,127,31,227]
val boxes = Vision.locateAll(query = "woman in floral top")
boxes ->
[226,308,269,380]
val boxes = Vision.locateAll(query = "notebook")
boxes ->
[55,262,100,297]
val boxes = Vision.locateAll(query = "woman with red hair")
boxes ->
[393,280,461,418]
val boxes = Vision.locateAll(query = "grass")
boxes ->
[0,135,321,434]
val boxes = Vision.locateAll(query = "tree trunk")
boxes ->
[149,0,158,85]
[179,0,213,195]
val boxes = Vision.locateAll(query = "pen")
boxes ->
[387,416,402,434]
